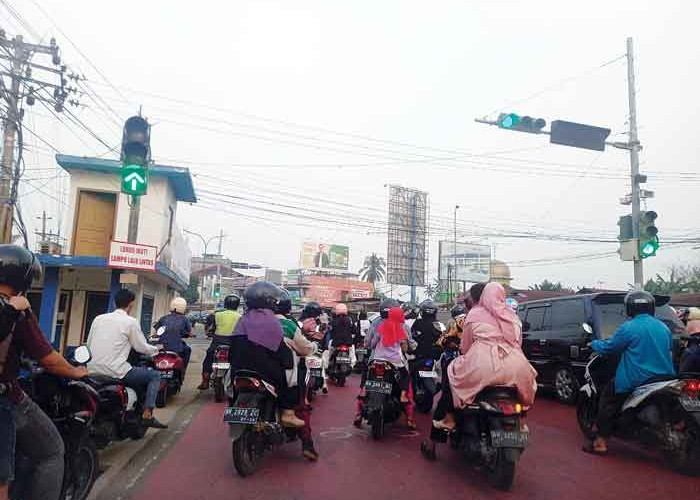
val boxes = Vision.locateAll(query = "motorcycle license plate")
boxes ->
[365,380,393,395]
[680,395,700,411]
[212,362,230,370]
[418,371,438,379]
[309,368,323,378]
[161,370,174,379]
[490,430,528,448]
[336,356,351,364]
[223,406,260,424]
[356,348,367,355]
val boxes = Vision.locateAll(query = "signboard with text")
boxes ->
[108,241,157,272]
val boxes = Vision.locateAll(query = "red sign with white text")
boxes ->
[108,240,157,272]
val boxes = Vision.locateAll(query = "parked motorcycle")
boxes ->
[412,357,439,414]
[149,326,186,408]
[422,385,529,490]
[577,352,700,474]
[211,344,231,402]
[13,345,100,500]
[327,344,352,387]
[359,360,407,439]
[225,370,301,476]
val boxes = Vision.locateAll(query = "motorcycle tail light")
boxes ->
[494,400,522,415]
[683,380,700,395]
[339,345,349,352]
[216,349,229,362]
[372,364,386,378]
[116,385,127,406]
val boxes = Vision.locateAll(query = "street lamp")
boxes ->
[184,229,225,314]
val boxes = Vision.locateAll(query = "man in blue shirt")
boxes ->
[587,290,674,455]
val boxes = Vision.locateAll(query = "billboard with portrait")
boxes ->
[301,242,349,270]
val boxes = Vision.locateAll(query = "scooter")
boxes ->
[211,344,231,402]
[225,370,301,477]
[148,326,186,408]
[577,351,700,474]
[359,360,407,440]
[13,345,100,500]
[354,338,369,374]
[412,357,440,414]
[327,344,352,387]
[305,348,325,401]
[423,385,529,491]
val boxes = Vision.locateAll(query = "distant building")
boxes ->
[285,268,373,308]
[490,260,513,286]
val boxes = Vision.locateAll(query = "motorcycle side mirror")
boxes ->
[155,326,166,337]
[73,345,92,364]
[582,323,593,335]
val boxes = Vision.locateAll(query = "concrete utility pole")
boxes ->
[127,197,140,243]
[626,37,644,289]
[453,204,459,303]
[216,228,224,300]
[0,34,71,243]
[36,211,52,241]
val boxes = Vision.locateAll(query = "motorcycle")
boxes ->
[305,348,325,401]
[149,326,186,408]
[359,360,407,440]
[12,345,100,500]
[577,352,700,474]
[225,370,301,476]
[412,357,440,414]
[354,340,368,374]
[211,344,231,402]
[327,344,352,387]
[422,386,529,491]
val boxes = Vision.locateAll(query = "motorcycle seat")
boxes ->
[233,369,265,379]
[85,374,125,387]
[476,386,518,401]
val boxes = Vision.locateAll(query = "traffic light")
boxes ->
[213,283,221,298]
[638,211,659,259]
[618,215,633,241]
[120,116,150,196]
[497,113,546,134]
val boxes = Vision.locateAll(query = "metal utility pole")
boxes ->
[0,34,69,243]
[453,204,459,303]
[626,37,644,288]
[127,197,140,243]
[216,228,224,301]
[36,211,52,241]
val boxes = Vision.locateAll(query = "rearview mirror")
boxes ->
[73,345,91,364]
[582,323,593,335]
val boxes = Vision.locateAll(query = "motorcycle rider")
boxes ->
[410,299,442,372]
[274,289,319,460]
[153,297,193,369]
[0,245,87,500]
[198,294,241,390]
[229,282,304,428]
[326,303,356,369]
[87,288,168,429]
[680,307,700,373]
[585,290,675,455]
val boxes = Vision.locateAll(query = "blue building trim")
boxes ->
[39,267,60,346]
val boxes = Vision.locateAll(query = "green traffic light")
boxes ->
[498,113,521,129]
[640,237,659,258]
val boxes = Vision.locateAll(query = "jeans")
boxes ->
[202,335,233,374]
[0,397,14,484]
[9,395,65,500]
[123,367,162,410]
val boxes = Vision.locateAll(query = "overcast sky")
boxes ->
[10,0,700,295]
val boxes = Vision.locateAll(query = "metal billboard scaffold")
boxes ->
[386,185,429,302]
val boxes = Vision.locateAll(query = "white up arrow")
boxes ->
[124,171,145,192]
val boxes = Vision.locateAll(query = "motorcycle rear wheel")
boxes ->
[156,387,168,408]
[60,438,99,500]
[663,419,700,475]
[488,448,518,491]
[576,392,597,440]
[232,429,262,477]
[371,410,385,440]
[214,378,225,402]
[416,393,433,414]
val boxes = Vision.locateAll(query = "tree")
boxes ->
[645,265,700,295]
[359,253,386,285]
[529,279,571,292]
[181,274,200,305]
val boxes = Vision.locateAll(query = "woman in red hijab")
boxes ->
[370,307,411,405]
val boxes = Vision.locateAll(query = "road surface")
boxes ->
[107,375,700,500]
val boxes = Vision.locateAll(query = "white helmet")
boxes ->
[170,297,187,314]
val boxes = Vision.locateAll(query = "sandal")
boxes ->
[581,440,608,456]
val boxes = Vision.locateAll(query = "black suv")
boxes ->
[517,293,685,404]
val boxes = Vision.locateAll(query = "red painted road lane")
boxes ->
[129,377,700,500]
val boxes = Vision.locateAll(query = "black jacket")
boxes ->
[411,317,442,359]
[329,315,354,346]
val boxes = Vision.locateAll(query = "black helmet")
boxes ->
[625,290,655,318]
[451,304,466,319]
[275,288,292,315]
[243,282,281,310]
[0,244,41,293]
[223,294,240,310]
[379,298,400,319]
[419,299,438,317]
[301,301,322,319]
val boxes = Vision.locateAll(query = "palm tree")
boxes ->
[359,253,386,285]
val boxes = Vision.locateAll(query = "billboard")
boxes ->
[386,185,428,286]
[302,275,373,307]
[300,242,349,270]
[438,241,491,283]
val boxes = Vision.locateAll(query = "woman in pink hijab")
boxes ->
[434,282,537,430]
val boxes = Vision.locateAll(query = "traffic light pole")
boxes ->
[626,37,644,289]
[127,196,140,244]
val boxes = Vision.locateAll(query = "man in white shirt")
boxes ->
[86,289,167,429]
